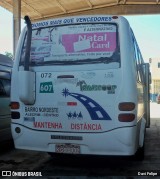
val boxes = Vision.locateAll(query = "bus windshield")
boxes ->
[23,23,120,66]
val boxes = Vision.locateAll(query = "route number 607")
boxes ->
[40,82,54,93]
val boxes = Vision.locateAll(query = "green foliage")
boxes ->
[5,51,13,59]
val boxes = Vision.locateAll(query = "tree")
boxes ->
[5,52,13,60]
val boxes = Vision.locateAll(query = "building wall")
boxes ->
[149,58,160,101]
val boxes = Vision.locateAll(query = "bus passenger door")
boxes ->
[143,63,151,128]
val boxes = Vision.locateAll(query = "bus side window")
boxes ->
[138,52,145,84]
[131,31,144,84]
[0,80,6,96]
[0,79,10,97]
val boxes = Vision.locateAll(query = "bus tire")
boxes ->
[47,152,62,163]
[135,144,145,161]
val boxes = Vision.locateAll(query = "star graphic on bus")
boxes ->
[62,88,70,98]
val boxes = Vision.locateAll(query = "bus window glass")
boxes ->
[131,31,143,83]
[0,79,10,97]
[21,24,120,66]
[0,71,11,80]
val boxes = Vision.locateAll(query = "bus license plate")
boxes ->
[55,144,80,154]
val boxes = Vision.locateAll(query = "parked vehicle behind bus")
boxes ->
[11,15,150,159]
[0,54,13,142]
[156,93,160,104]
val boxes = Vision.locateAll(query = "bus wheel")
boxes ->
[134,144,145,161]
[47,152,62,162]
[48,152,54,157]
[48,152,68,160]
[48,152,61,159]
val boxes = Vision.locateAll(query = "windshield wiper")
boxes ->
[30,51,120,66]
[73,55,120,65]
[29,57,119,66]
[30,60,74,66]
[90,57,119,64]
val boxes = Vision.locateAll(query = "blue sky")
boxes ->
[125,15,160,62]
[0,6,160,62]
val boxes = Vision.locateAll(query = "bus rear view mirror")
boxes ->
[18,71,35,105]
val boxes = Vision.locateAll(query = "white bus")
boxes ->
[11,15,150,159]
[0,54,13,142]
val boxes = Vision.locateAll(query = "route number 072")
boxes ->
[41,73,52,78]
